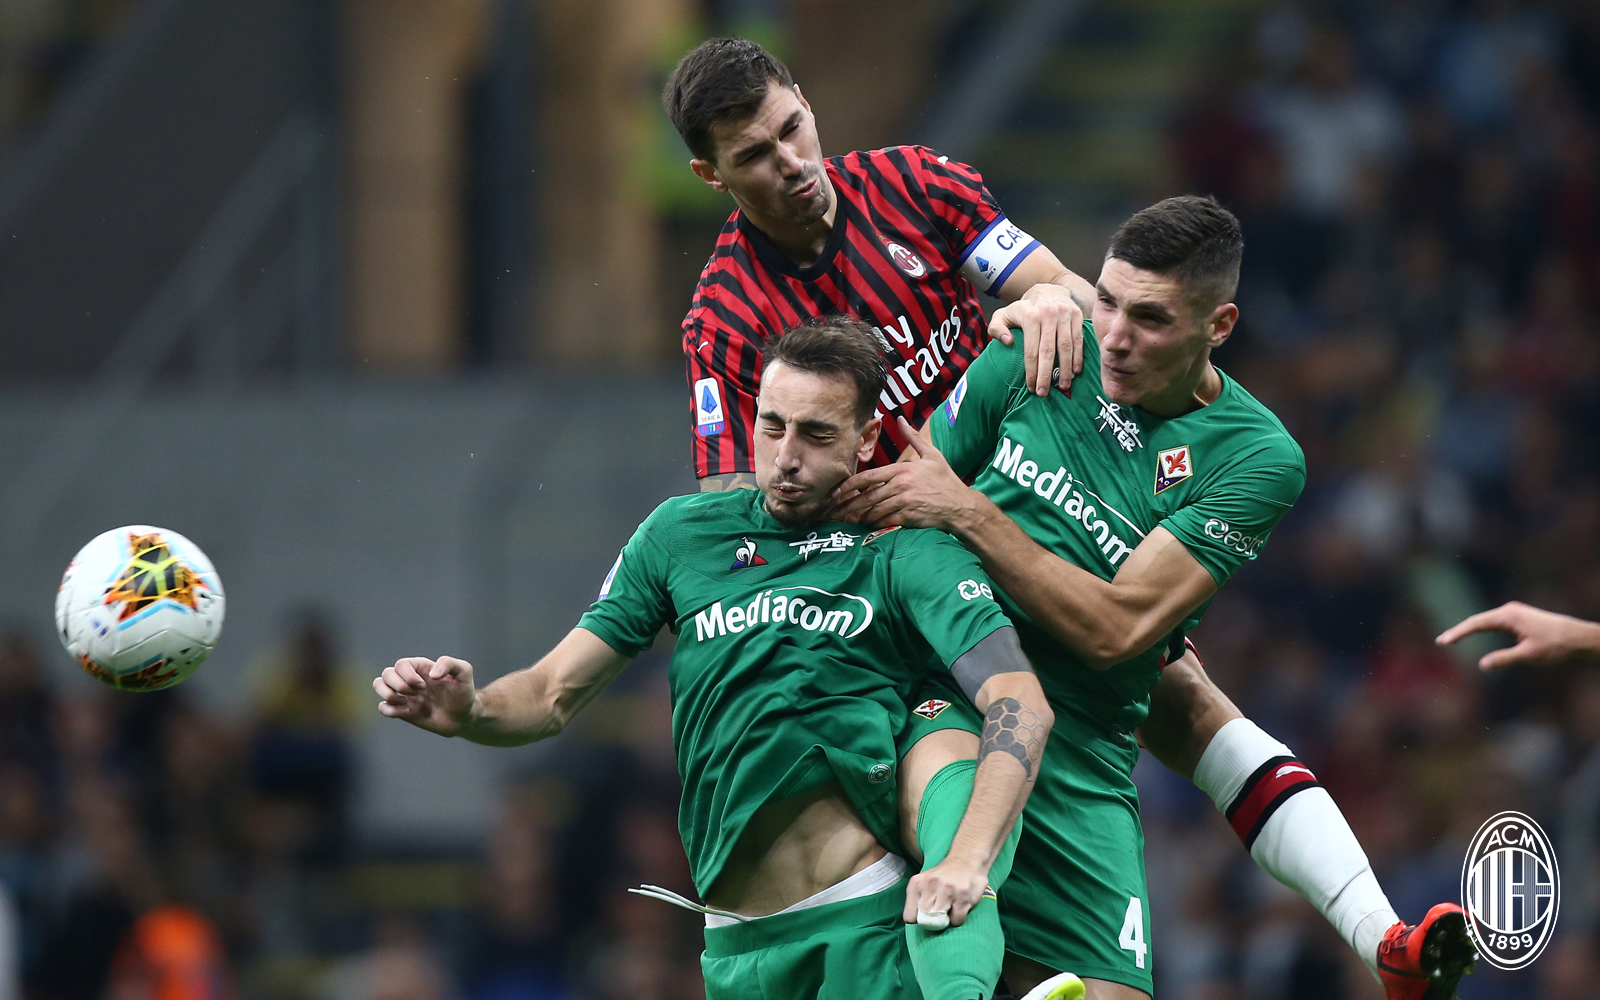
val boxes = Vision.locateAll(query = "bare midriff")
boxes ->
[704,781,887,917]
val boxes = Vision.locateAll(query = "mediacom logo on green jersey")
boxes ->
[693,586,875,642]
[989,437,1139,566]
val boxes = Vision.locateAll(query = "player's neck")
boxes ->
[739,179,839,268]
[1137,359,1223,418]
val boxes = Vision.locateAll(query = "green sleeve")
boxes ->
[929,338,1025,480]
[888,529,1013,667]
[576,506,674,656]
[1160,462,1305,586]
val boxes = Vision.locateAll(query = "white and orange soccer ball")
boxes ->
[55,526,225,691]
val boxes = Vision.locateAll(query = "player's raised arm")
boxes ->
[374,629,631,746]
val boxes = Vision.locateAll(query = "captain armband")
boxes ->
[957,216,1042,295]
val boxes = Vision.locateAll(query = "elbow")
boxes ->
[541,687,592,740]
[1079,614,1165,670]
[1081,636,1135,671]
[533,703,571,742]
[1034,698,1056,736]
[1004,675,1054,735]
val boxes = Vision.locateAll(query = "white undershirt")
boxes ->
[704,852,908,928]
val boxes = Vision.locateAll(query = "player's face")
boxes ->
[698,83,831,228]
[754,363,879,526]
[1093,257,1233,407]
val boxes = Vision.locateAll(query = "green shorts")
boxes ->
[1000,708,1151,994]
[701,880,922,1000]
[896,676,983,757]
[896,683,1152,993]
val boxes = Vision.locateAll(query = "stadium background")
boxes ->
[0,0,1596,997]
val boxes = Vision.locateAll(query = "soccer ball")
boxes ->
[55,526,225,691]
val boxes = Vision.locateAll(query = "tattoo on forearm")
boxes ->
[699,473,758,493]
[980,697,1048,779]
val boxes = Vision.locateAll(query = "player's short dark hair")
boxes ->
[663,37,795,163]
[1108,195,1244,312]
[762,316,887,426]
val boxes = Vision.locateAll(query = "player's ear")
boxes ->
[792,84,811,113]
[1205,302,1238,349]
[856,416,882,465]
[690,158,727,192]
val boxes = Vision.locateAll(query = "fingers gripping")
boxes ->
[986,306,1017,346]
[907,872,953,929]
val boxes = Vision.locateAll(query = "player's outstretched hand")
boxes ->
[904,857,989,930]
[1436,601,1600,671]
[374,656,477,737]
[832,417,975,531]
[986,283,1084,397]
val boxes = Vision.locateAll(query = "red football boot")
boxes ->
[1376,903,1478,1000]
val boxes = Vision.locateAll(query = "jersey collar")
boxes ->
[736,159,851,282]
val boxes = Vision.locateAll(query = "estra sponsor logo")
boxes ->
[1202,518,1266,558]
[693,586,875,642]
[989,437,1139,567]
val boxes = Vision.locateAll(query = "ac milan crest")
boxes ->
[886,242,926,278]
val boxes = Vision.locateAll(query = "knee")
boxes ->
[1139,654,1242,778]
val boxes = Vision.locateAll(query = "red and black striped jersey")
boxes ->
[683,145,1040,478]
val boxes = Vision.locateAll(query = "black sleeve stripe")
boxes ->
[883,146,942,227]
[697,303,770,373]
[730,335,761,472]
[691,296,765,346]
[916,149,988,198]
[924,178,993,222]
[922,187,990,246]
[860,151,935,231]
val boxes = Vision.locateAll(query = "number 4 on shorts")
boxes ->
[1119,896,1147,969]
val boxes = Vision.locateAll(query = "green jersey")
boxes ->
[931,328,1305,732]
[577,489,1011,895]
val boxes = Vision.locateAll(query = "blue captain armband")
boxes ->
[958,215,1041,295]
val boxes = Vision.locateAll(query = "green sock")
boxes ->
[906,759,1021,1000]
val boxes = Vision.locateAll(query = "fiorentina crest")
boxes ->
[1154,445,1193,495]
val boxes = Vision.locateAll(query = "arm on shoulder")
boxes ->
[994,245,1095,314]
[988,245,1095,395]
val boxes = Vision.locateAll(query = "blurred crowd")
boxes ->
[1153,1,1600,998]
[0,621,707,1000]
[2,1,1599,1000]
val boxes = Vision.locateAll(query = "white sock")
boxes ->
[1193,719,1400,979]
